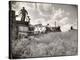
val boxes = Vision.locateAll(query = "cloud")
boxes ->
[11,2,78,32]
[61,24,71,32]
[40,4,53,14]
[59,17,69,25]
[30,18,46,25]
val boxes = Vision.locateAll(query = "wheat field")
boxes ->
[11,30,78,58]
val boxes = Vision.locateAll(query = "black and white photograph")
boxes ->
[9,1,78,59]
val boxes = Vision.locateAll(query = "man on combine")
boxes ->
[18,7,28,21]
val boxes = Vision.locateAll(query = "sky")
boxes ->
[11,1,78,32]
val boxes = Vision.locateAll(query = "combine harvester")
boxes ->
[10,10,61,39]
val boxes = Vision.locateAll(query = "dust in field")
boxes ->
[12,30,78,58]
